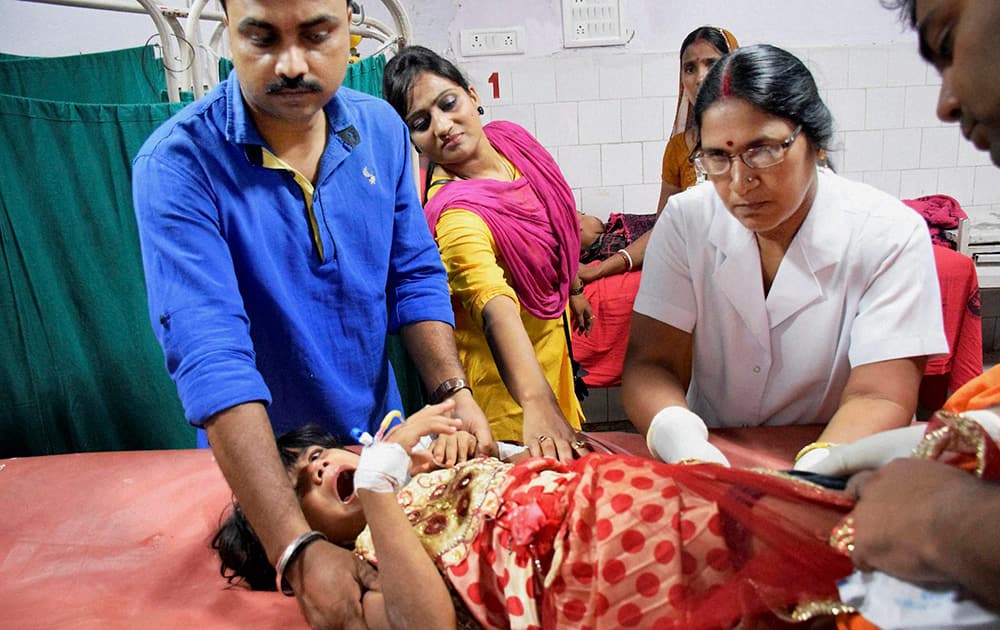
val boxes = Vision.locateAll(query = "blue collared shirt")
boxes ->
[133,75,453,438]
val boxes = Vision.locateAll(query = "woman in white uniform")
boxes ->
[622,44,948,470]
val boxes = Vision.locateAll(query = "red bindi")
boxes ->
[726,141,734,147]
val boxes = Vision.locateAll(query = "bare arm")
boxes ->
[356,490,457,629]
[622,313,692,436]
[205,403,373,630]
[577,183,676,285]
[400,320,495,457]
[482,295,578,460]
[656,180,683,215]
[818,357,925,443]
[850,458,1000,611]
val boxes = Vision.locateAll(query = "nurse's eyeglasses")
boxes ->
[689,125,802,176]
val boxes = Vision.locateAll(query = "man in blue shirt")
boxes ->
[132,0,492,626]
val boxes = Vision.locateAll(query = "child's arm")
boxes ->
[362,590,390,629]
[354,401,460,629]
[356,489,457,629]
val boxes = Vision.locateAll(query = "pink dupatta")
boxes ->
[423,121,580,320]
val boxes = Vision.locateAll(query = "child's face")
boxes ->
[290,446,367,545]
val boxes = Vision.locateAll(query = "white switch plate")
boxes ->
[562,0,626,48]
[460,27,526,57]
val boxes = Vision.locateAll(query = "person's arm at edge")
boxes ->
[400,320,496,457]
[622,313,693,436]
[850,457,1000,611]
[388,120,495,458]
[356,489,458,629]
[205,403,372,630]
[818,358,926,444]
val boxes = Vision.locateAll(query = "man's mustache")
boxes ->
[265,77,323,94]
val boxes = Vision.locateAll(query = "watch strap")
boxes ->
[430,377,471,404]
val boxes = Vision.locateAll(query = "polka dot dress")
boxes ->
[356,454,854,629]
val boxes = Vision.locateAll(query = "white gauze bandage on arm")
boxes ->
[354,442,412,493]
[646,406,729,466]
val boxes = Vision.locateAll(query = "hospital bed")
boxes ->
[0,425,824,629]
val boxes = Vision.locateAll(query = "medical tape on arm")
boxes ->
[354,442,411,493]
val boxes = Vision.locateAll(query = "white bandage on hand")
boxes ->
[354,442,411,493]
[646,406,730,466]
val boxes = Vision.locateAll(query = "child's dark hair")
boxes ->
[211,424,343,590]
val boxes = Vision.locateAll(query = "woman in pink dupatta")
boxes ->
[383,46,590,460]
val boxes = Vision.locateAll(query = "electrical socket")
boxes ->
[460,27,525,57]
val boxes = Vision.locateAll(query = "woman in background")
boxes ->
[623,44,948,469]
[383,46,587,462]
[577,26,738,286]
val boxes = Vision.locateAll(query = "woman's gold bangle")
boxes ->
[794,441,837,463]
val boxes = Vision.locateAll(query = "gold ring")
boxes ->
[572,440,587,449]
[537,435,551,443]
[829,515,856,555]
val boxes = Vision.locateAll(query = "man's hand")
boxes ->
[848,458,975,585]
[287,541,379,629]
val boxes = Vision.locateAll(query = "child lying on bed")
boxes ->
[213,398,867,629]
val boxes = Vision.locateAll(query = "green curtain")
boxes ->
[345,53,386,98]
[0,52,37,61]
[0,50,420,457]
[0,94,193,457]
[0,46,167,104]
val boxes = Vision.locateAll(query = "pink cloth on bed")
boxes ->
[903,194,967,249]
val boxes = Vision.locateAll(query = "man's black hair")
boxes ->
[218,0,353,15]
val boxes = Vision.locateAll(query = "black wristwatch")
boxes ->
[430,377,472,404]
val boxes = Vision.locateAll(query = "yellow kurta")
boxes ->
[660,131,698,191]
[427,175,584,442]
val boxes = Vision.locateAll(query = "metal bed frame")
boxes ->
[18,0,412,102]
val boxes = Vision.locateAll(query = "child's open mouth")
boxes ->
[334,467,356,503]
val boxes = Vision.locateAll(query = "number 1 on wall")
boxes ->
[488,72,500,100]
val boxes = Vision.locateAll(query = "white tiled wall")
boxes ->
[462,43,1000,243]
